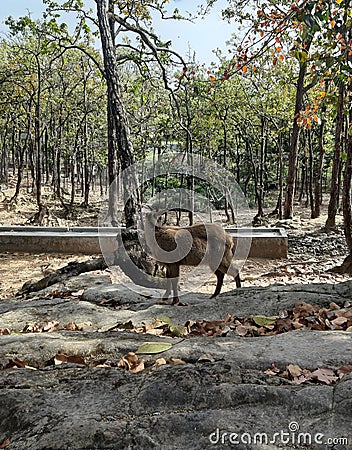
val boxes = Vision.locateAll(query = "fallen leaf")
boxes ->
[154,358,167,366]
[331,316,348,327]
[5,358,28,369]
[42,321,59,332]
[23,323,41,333]
[130,359,145,373]
[135,342,172,354]
[54,354,67,365]
[253,315,277,327]
[264,363,281,376]
[169,325,187,337]
[0,328,11,335]
[118,352,145,373]
[337,365,352,378]
[54,354,85,366]
[329,302,340,310]
[308,368,338,385]
[4,358,37,370]
[287,364,303,379]
[197,354,215,363]
[236,325,249,336]
[65,322,82,331]
[71,289,84,297]
[0,438,10,449]
[168,357,186,365]
[66,355,86,365]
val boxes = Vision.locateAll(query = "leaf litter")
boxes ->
[264,363,352,386]
[1,301,351,380]
[110,300,352,338]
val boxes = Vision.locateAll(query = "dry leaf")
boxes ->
[0,328,11,335]
[71,289,84,297]
[264,364,281,376]
[236,325,249,336]
[308,368,338,385]
[197,354,215,363]
[54,354,67,365]
[168,357,186,365]
[331,317,348,327]
[287,364,303,378]
[154,358,167,366]
[23,323,41,333]
[0,438,10,449]
[337,365,352,378]
[65,322,82,331]
[43,321,59,332]
[118,352,145,373]
[329,302,340,310]
[54,354,85,366]
[4,358,37,370]
[5,358,28,369]
[130,359,145,373]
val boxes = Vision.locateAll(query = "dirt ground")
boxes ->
[0,187,350,299]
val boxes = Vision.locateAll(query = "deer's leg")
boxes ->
[226,261,241,288]
[165,265,180,305]
[235,273,241,288]
[211,269,225,298]
[162,267,172,300]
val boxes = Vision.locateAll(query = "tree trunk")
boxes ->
[96,0,138,227]
[312,105,326,218]
[326,83,345,229]
[35,61,42,207]
[283,58,308,219]
[307,130,315,217]
[342,101,352,254]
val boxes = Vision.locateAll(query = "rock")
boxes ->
[0,278,352,449]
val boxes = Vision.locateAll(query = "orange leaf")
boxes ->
[241,65,247,73]
[0,439,10,449]
[279,54,285,61]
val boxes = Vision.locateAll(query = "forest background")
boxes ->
[0,0,352,272]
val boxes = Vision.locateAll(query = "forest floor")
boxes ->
[0,187,350,299]
[1,189,352,449]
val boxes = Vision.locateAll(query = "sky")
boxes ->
[0,0,236,66]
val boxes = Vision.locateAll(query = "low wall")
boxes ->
[0,226,288,259]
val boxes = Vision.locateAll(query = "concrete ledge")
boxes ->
[0,226,288,258]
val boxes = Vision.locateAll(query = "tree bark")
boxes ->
[283,58,308,219]
[96,0,138,227]
[326,83,345,229]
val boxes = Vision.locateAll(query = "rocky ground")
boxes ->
[0,195,352,449]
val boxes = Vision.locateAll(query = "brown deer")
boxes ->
[144,209,241,305]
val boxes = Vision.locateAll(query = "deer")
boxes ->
[143,209,241,305]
